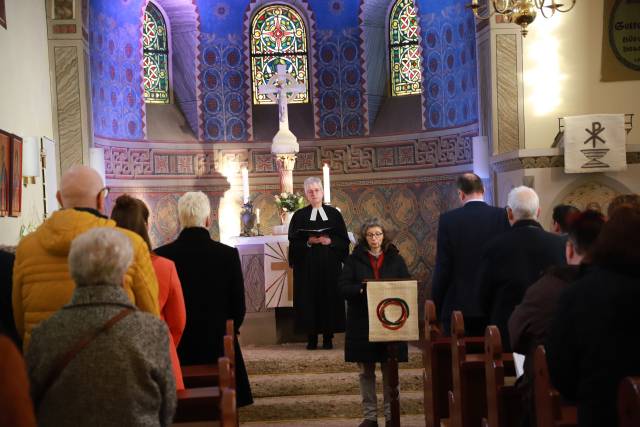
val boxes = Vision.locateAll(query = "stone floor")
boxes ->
[237,341,424,426]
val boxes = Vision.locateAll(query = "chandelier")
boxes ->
[467,0,577,37]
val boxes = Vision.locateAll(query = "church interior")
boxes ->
[1,0,640,426]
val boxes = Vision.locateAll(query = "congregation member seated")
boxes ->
[339,219,411,427]
[155,191,253,407]
[546,205,640,427]
[26,227,175,427]
[508,209,605,426]
[551,204,579,234]
[111,194,187,390]
[477,186,566,351]
[12,165,159,349]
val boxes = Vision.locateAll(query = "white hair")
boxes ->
[68,228,133,287]
[178,191,211,228]
[303,177,323,193]
[507,186,540,221]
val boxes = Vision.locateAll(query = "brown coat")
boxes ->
[26,285,175,427]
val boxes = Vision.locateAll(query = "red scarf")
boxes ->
[367,252,385,280]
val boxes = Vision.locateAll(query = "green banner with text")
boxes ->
[602,0,640,81]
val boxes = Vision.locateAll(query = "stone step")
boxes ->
[239,391,424,423]
[241,414,426,427]
[250,368,423,398]
[243,343,422,375]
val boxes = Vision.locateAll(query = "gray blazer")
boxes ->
[26,285,176,427]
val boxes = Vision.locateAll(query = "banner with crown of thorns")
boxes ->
[367,280,419,342]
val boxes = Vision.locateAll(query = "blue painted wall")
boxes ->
[90,0,146,140]
[89,0,478,141]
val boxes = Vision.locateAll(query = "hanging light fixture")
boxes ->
[468,0,576,37]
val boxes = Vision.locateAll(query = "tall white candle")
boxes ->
[241,167,249,204]
[323,163,331,204]
[255,208,260,224]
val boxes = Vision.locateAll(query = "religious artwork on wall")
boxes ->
[143,2,170,103]
[389,0,422,96]
[251,4,309,105]
[0,0,6,29]
[9,135,22,217]
[601,0,640,81]
[0,130,10,215]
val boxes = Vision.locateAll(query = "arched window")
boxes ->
[250,5,309,105]
[389,0,421,96]
[143,2,170,104]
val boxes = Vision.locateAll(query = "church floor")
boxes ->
[238,340,424,426]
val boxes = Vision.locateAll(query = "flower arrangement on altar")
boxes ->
[274,192,305,213]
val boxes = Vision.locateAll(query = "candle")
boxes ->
[256,208,260,224]
[323,163,331,204]
[241,167,249,204]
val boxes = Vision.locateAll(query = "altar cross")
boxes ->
[258,64,306,134]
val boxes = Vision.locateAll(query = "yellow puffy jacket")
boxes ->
[12,209,160,349]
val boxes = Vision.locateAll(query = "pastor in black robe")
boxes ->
[288,204,349,335]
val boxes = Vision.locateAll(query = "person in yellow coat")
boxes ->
[12,165,159,349]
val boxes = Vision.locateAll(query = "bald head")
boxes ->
[57,166,105,211]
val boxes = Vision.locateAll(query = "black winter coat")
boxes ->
[477,219,566,351]
[155,227,253,406]
[339,244,411,363]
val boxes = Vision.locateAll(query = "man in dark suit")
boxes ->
[477,186,565,351]
[431,173,509,336]
[155,191,253,406]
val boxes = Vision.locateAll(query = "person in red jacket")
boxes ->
[111,194,186,390]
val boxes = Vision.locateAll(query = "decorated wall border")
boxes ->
[492,151,640,173]
[96,124,476,179]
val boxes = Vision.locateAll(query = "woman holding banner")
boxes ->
[338,219,411,427]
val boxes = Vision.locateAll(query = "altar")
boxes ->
[229,232,355,345]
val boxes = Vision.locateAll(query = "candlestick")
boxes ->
[323,163,331,204]
[256,208,260,224]
[241,167,249,204]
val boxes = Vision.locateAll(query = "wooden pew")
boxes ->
[182,320,235,388]
[448,311,488,427]
[533,346,577,427]
[174,357,236,425]
[618,376,640,427]
[422,301,484,427]
[482,325,521,427]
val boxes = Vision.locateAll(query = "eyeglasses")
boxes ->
[365,232,383,238]
[99,187,110,198]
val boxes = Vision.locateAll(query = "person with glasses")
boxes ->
[338,219,411,427]
[12,165,159,350]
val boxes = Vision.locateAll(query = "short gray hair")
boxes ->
[178,191,211,228]
[68,228,133,287]
[303,176,322,193]
[507,186,540,221]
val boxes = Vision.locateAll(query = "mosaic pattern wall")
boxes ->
[90,0,146,139]
[106,190,223,247]
[88,0,477,141]
[199,33,248,141]
[418,0,478,129]
[111,177,462,303]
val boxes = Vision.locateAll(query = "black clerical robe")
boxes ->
[288,204,349,335]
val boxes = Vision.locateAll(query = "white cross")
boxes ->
[258,64,306,133]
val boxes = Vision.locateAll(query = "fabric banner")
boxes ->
[564,114,626,173]
[601,0,640,82]
[367,280,419,342]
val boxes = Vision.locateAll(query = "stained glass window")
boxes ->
[389,0,422,96]
[143,2,169,104]
[251,5,309,104]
